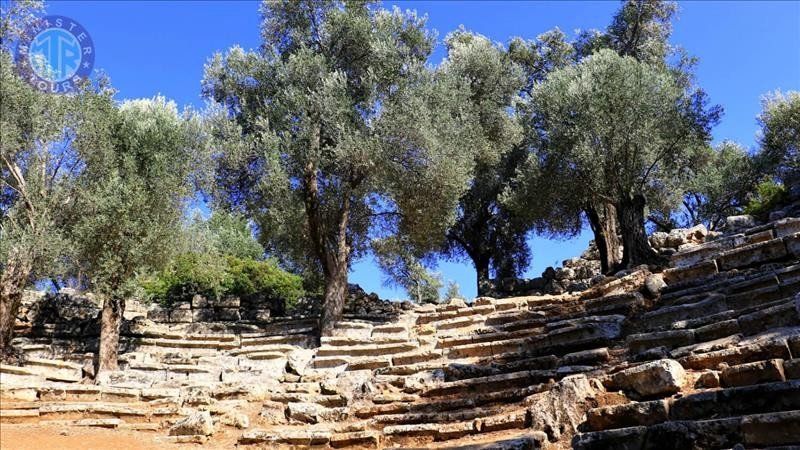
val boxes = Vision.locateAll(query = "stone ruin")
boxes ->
[2,215,800,449]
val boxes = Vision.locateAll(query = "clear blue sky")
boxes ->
[45,0,800,300]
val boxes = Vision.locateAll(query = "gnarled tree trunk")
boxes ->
[475,255,491,297]
[0,253,33,358]
[586,202,622,274]
[319,260,348,336]
[97,295,125,373]
[617,193,663,268]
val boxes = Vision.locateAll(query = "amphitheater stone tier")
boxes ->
[2,217,800,449]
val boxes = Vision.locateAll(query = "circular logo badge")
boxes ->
[15,15,95,94]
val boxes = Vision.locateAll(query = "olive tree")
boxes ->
[532,49,719,268]
[71,97,204,372]
[0,0,100,355]
[758,91,800,179]
[435,29,531,295]
[203,1,478,334]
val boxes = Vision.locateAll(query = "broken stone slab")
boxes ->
[662,260,718,285]
[717,238,789,271]
[627,330,695,355]
[586,400,669,431]
[239,428,332,446]
[720,358,786,387]
[572,426,647,450]
[606,359,685,397]
[527,375,599,442]
[644,417,742,449]
[169,410,214,436]
[579,270,649,300]
[742,410,800,446]
[680,339,792,370]
[330,430,379,448]
[287,402,348,424]
[669,380,800,421]
[74,418,121,428]
[561,348,609,366]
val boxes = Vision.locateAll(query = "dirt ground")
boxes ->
[0,424,242,450]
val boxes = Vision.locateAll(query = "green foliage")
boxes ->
[140,252,228,303]
[680,142,761,229]
[223,256,304,309]
[444,281,462,302]
[141,254,304,309]
[373,237,442,304]
[758,91,800,177]
[203,0,481,316]
[71,96,206,297]
[182,210,263,260]
[743,181,789,219]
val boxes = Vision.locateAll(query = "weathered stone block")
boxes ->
[169,411,214,436]
[573,426,647,450]
[662,260,718,285]
[216,308,240,321]
[191,308,215,323]
[607,359,686,397]
[742,411,800,446]
[169,308,192,323]
[587,399,669,431]
[721,359,786,387]
[775,217,800,238]
[627,330,695,355]
[717,238,788,271]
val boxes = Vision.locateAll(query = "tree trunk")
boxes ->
[475,256,491,297]
[97,295,125,373]
[618,193,664,268]
[319,261,348,336]
[586,202,622,274]
[0,255,33,358]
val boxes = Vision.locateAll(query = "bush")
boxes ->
[222,256,304,309]
[140,253,304,310]
[743,180,788,219]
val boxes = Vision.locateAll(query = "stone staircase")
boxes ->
[1,217,799,449]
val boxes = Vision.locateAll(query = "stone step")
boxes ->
[239,428,332,446]
[268,392,347,407]
[679,331,796,370]
[382,409,529,443]
[131,337,240,350]
[575,410,800,449]
[373,405,506,425]
[357,384,548,419]
[316,342,418,357]
[393,431,546,450]
[320,336,414,347]
[421,370,552,398]
[228,344,298,356]
[1,358,82,383]
[240,334,312,347]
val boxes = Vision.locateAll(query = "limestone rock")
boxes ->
[287,348,314,376]
[644,273,667,297]
[527,374,599,442]
[725,214,757,232]
[606,359,686,397]
[169,410,214,436]
[287,402,347,424]
[219,411,249,429]
[259,401,287,424]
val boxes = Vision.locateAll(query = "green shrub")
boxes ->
[223,256,304,309]
[140,252,228,304]
[140,253,304,310]
[743,180,788,219]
